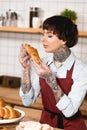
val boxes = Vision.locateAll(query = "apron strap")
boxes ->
[44,107,64,129]
[44,108,81,128]
[66,61,75,78]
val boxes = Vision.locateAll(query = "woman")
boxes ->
[19,15,87,130]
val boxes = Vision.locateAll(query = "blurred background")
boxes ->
[0,0,87,78]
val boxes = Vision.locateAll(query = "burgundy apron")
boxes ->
[39,63,87,130]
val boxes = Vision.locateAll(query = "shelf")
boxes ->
[78,31,87,37]
[0,26,87,37]
[0,26,43,34]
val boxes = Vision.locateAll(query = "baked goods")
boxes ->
[0,98,5,118]
[2,107,10,119]
[0,105,21,119]
[5,105,18,119]
[16,121,53,130]
[17,121,42,130]
[0,98,21,119]
[0,127,7,130]
[0,98,5,107]
[42,124,52,130]
[0,107,4,118]
[24,43,41,64]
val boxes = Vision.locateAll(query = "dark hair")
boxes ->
[43,15,78,48]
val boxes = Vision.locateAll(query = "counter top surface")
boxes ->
[0,86,63,130]
[0,86,43,109]
[0,85,87,111]
[0,85,87,130]
[0,106,63,130]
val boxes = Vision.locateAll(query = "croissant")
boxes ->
[0,98,5,107]
[0,107,4,118]
[0,105,21,119]
[0,127,7,130]
[0,99,21,119]
[24,43,41,64]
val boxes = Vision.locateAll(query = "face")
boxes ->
[41,29,66,53]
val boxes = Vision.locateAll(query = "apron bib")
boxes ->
[39,63,87,130]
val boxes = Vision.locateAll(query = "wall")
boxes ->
[0,0,87,77]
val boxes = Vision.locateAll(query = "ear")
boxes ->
[61,39,66,45]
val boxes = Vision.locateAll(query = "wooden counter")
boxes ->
[0,86,87,113]
[0,106,41,130]
[0,85,87,129]
[0,86,43,109]
[0,106,63,130]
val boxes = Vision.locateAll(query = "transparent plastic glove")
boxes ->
[19,44,30,69]
[32,61,58,90]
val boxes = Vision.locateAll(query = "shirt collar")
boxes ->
[47,52,76,70]
[62,52,76,70]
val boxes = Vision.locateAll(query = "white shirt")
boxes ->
[19,52,87,118]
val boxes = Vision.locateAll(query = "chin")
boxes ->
[44,48,53,53]
[45,51,53,54]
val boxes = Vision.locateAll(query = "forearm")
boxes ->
[46,73,58,90]
[45,73,64,102]
[22,67,31,94]
[20,69,40,106]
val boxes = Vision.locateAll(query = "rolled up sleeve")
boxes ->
[56,65,87,118]
[19,87,34,106]
[56,95,75,117]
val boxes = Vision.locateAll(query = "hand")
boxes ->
[19,44,30,68]
[32,61,51,78]
[32,61,59,90]
[33,61,64,102]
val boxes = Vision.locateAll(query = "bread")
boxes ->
[0,98,21,119]
[2,107,10,119]
[5,105,17,119]
[15,109,21,117]
[18,121,42,130]
[16,121,53,130]
[42,124,51,130]
[0,127,7,130]
[24,43,41,64]
[0,98,5,107]
[0,107,4,118]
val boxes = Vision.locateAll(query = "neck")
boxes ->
[53,45,71,63]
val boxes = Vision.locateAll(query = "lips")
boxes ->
[43,45,48,48]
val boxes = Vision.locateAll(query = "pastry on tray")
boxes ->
[0,98,5,107]
[0,127,7,130]
[16,121,53,130]
[0,98,21,119]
